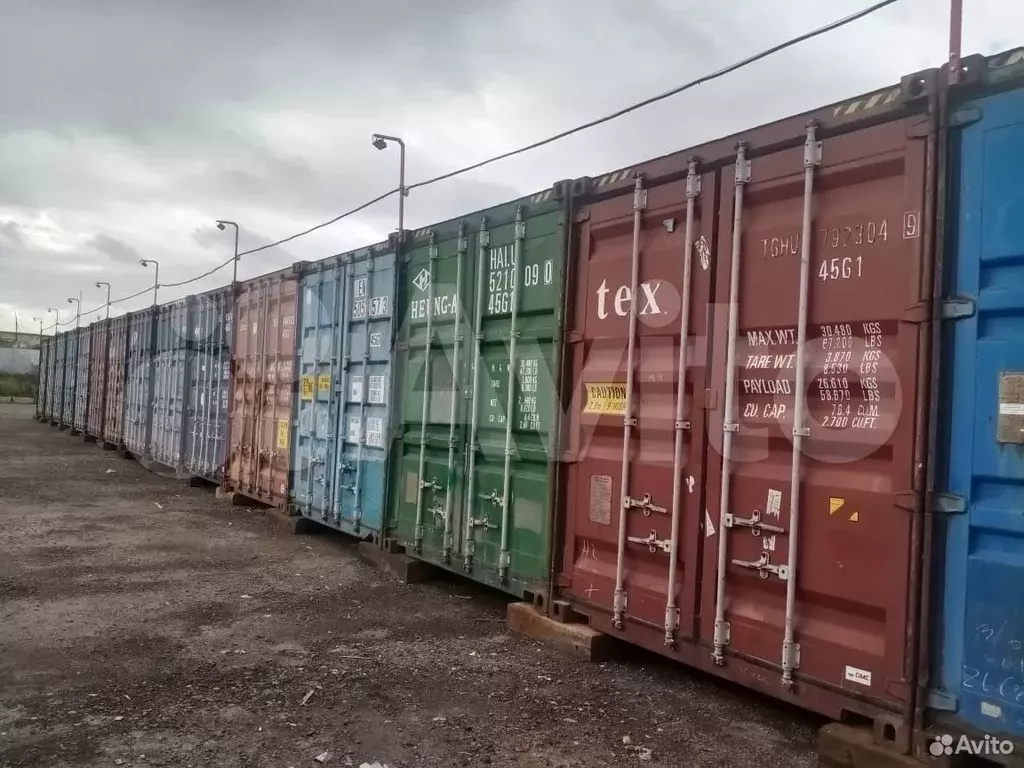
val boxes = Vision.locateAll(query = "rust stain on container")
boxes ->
[558,78,933,728]
[224,270,299,507]
[86,320,110,438]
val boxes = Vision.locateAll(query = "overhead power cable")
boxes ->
[48,0,900,325]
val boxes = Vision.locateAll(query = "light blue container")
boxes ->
[150,298,193,472]
[185,286,233,483]
[125,307,156,459]
[49,331,68,423]
[935,83,1024,743]
[290,243,397,538]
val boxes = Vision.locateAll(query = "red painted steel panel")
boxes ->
[224,271,298,507]
[558,75,935,731]
[104,314,130,447]
[86,320,110,438]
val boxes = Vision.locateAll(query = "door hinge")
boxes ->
[894,491,967,514]
[902,297,976,324]
[926,689,958,712]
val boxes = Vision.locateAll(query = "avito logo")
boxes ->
[929,733,1015,758]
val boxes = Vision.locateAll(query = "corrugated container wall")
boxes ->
[36,338,51,419]
[933,77,1024,746]
[225,270,299,507]
[386,190,569,599]
[150,298,193,472]
[125,308,156,458]
[554,61,974,735]
[86,320,110,438]
[61,328,79,428]
[49,332,68,423]
[104,314,130,448]
[186,287,233,483]
[71,326,90,434]
[291,244,397,537]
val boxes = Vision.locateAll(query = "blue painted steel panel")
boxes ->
[150,298,193,471]
[291,246,396,537]
[186,286,233,483]
[125,308,156,458]
[72,326,91,433]
[49,332,68,423]
[61,328,79,427]
[938,86,1024,740]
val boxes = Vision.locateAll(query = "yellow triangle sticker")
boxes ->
[849,511,859,523]
[829,497,845,516]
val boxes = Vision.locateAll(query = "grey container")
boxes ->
[60,329,79,428]
[149,298,193,472]
[185,286,233,483]
[72,326,91,434]
[124,308,156,458]
[49,332,68,423]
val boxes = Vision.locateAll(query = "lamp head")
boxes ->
[216,221,226,231]
[140,259,148,267]
[372,135,388,151]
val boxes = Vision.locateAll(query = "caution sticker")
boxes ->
[276,420,289,450]
[583,383,627,415]
[300,375,315,401]
[317,375,331,394]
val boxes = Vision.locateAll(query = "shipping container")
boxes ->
[71,325,91,434]
[103,313,130,449]
[552,57,999,737]
[36,337,51,419]
[224,269,300,507]
[386,191,569,598]
[49,331,68,423]
[149,298,193,472]
[124,308,156,458]
[185,286,233,483]
[60,328,80,429]
[931,78,1024,749]
[86,319,110,439]
[291,244,397,537]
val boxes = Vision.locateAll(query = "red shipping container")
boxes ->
[558,69,941,742]
[224,270,299,507]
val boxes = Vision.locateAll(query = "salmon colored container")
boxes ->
[224,268,300,507]
[86,319,110,439]
[557,65,944,744]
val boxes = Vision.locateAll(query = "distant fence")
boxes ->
[0,347,39,375]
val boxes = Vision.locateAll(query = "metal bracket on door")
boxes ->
[627,530,671,554]
[724,510,785,537]
[469,517,497,530]
[732,552,789,581]
[421,477,442,492]
[624,494,666,516]
[482,490,505,508]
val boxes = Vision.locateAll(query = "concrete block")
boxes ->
[506,602,618,663]
[818,724,922,768]
[356,542,438,584]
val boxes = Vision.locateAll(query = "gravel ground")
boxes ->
[0,403,822,767]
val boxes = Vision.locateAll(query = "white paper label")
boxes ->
[365,416,384,447]
[999,403,1024,416]
[844,666,872,687]
[349,375,364,402]
[980,701,1002,718]
[369,375,386,404]
[704,510,716,538]
[347,416,360,443]
[766,488,782,519]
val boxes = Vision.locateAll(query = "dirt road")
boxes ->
[0,403,820,767]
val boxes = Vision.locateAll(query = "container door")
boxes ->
[338,252,395,537]
[561,170,714,643]
[294,268,344,524]
[938,87,1024,739]
[702,119,927,712]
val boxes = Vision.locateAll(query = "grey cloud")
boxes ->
[89,233,141,265]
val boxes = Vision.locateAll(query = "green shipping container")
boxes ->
[386,185,570,599]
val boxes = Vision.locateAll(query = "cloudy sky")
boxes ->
[1,0,1020,333]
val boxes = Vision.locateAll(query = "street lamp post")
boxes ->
[371,134,407,237]
[47,307,59,332]
[216,220,240,285]
[95,281,111,320]
[66,293,81,329]
[140,259,160,306]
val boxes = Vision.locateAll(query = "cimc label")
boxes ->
[583,383,627,415]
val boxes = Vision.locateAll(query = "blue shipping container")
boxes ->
[49,331,68,423]
[937,84,1024,742]
[61,328,79,428]
[290,245,396,537]
[150,298,193,472]
[186,286,233,484]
